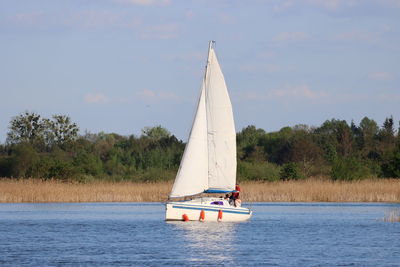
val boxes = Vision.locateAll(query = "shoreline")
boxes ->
[1,178,399,203]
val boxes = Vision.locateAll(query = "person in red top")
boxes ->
[231,184,241,207]
[232,184,240,199]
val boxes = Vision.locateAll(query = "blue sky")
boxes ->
[1,0,399,142]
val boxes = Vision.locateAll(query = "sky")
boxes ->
[1,0,399,142]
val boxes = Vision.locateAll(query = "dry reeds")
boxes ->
[240,178,400,202]
[0,179,172,203]
[0,178,399,203]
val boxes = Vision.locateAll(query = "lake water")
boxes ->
[0,202,399,266]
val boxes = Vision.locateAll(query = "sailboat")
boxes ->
[165,41,252,222]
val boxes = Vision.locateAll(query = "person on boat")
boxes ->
[232,184,240,199]
[225,194,234,206]
[231,184,241,207]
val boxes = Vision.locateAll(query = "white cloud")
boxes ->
[377,93,400,102]
[8,12,47,28]
[305,0,360,11]
[240,64,257,72]
[69,10,141,29]
[369,71,393,81]
[138,89,156,98]
[238,85,328,102]
[163,51,203,62]
[12,12,44,24]
[334,30,378,43]
[84,93,108,104]
[380,0,400,8]
[6,9,144,31]
[239,63,288,73]
[111,0,171,6]
[138,24,178,40]
[257,51,276,59]
[270,0,358,13]
[269,85,328,100]
[273,31,308,42]
[306,0,343,10]
[218,13,234,24]
[136,89,180,101]
[75,10,121,29]
[272,0,294,12]
[239,91,261,101]
[184,10,195,20]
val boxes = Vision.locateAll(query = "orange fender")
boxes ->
[199,210,205,222]
[218,210,223,222]
[182,214,189,221]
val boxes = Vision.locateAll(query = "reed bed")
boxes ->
[0,179,171,203]
[241,179,400,203]
[0,178,399,203]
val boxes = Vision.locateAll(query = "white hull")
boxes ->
[166,197,252,222]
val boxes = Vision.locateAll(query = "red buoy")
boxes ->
[182,214,189,221]
[218,210,223,222]
[199,210,205,222]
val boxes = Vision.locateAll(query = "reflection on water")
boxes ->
[169,221,239,265]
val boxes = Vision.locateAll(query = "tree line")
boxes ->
[0,112,399,182]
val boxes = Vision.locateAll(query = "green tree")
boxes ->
[0,155,12,177]
[288,134,324,177]
[237,161,281,181]
[141,125,171,141]
[237,125,266,161]
[73,150,103,176]
[45,115,79,149]
[104,151,127,176]
[331,157,372,181]
[315,119,353,157]
[378,116,396,148]
[280,162,303,180]
[10,143,39,178]
[259,127,293,164]
[359,117,379,158]
[376,116,397,176]
[381,141,400,178]
[7,112,46,149]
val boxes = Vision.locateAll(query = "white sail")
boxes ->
[169,42,236,198]
[169,81,208,198]
[205,46,236,192]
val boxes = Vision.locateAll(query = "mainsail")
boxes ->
[169,42,236,198]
